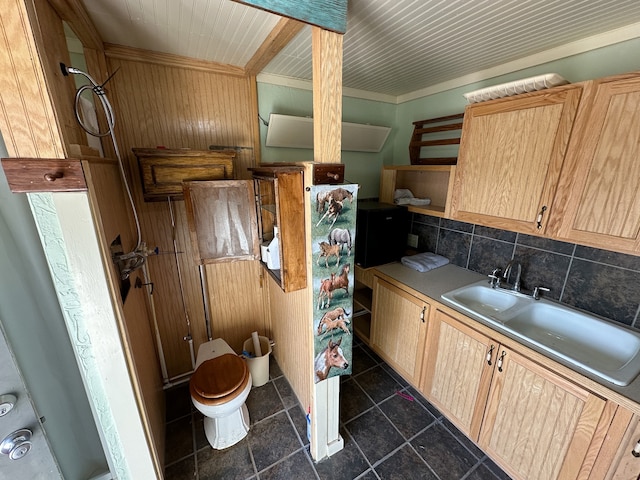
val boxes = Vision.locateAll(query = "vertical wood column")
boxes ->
[312,27,343,164]
[310,25,344,461]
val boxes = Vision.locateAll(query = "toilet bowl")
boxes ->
[190,338,252,449]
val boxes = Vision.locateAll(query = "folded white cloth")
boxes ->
[394,188,414,201]
[401,252,449,272]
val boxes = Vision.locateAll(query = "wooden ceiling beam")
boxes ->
[232,0,347,33]
[244,17,305,76]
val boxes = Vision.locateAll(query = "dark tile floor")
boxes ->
[164,336,512,480]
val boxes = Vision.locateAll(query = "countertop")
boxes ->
[374,262,640,411]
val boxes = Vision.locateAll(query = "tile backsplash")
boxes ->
[409,213,640,329]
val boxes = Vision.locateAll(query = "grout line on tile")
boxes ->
[341,423,378,478]
[406,441,443,480]
[254,446,310,477]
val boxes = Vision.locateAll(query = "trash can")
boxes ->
[242,335,272,387]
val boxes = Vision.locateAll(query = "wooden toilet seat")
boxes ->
[190,354,250,406]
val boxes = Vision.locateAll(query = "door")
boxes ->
[479,345,606,480]
[421,308,496,440]
[549,75,640,253]
[0,323,61,478]
[371,277,428,384]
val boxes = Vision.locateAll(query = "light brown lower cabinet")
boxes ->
[421,308,607,480]
[370,277,429,385]
[591,411,640,479]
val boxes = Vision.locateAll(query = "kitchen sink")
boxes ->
[441,281,640,386]
[440,280,533,322]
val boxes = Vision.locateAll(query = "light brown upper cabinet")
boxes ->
[183,166,306,292]
[548,74,640,253]
[451,86,583,234]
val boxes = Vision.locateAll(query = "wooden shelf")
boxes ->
[354,287,372,313]
[409,113,463,166]
[379,164,456,218]
[353,312,371,346]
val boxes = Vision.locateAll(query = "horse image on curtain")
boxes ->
[311,184,358,383]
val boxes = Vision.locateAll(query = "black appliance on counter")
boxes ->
[355,201,409,268]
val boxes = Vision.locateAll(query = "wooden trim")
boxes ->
[104,43,246,77]
[47,0,103,50]
[248,76,262,165]
[1,157,87,192]
[578,402,627,480]
[82,47,116,160]
[244,17,305,75]
[600,411,639,479]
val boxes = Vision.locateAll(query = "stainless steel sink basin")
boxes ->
[441,281,640,386]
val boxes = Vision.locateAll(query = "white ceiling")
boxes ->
[81,0,640,101]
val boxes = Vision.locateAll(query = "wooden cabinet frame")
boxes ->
[183,166,306,292]
[451,85,583,234]
[548,74,640,253]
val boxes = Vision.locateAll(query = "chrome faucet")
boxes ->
[502,260,522,292]
[487,268,502,288]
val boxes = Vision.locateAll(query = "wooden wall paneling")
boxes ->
[120,276,165,472]
[204,261,268,354]
[82,158,164,476]
[104,53,259,377]
[0,0,65,158]
[171,200,208,350]
[268,273,312,411]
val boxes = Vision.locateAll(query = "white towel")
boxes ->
[401,252,449,272]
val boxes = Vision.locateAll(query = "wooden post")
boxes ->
[310,25,345,461]
[312,27,343,164]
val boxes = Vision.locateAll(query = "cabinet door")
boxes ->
[451,86,582,233]
[183,180,260,263]
[371,277,428,384]
[550,76,640,253]
[421,308,496,440]
[479,346,606,480]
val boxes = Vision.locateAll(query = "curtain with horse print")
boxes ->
[312,184,358,383]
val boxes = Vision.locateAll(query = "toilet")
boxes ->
[190,338,252,449]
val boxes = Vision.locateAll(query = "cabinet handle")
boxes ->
[486,345,495,365]
[497,351,506,372]
[420,306,426,323]
[536,205,547,230]
[632,439,640,457]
